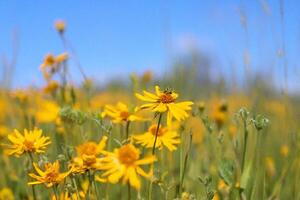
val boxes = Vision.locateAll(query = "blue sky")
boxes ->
[0,0,299,91]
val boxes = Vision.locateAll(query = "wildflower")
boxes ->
[10,89,28,103]
[4,128,51,157]
[40,54,56,70]
[100,144,156,190]
[280,145,289,157]
[228,124,238,138]
[0,187,14,200]
[71,136,107,173]
[43,80,60,94]
[28,161,71,187]
[35,100,59,123]
[102,102,143,124]
[54,20,66,33]
[134,124,180,151]
[141,70,153,83]
[135,86,193,124]
[211,100,228,128]
[265,157,276,178]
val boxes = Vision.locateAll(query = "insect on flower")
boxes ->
[135,86,193,124]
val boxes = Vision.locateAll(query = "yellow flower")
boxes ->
[100,144,156,190]
[10,89,28,103]
[135,86,193,124]
[28,161,71,187]
[0,187,14,200]
[102,102,143,123]
[40,53,56,70]
[54,20,66,33]
[71,136,107,173]
[265,157,276,178]
[43,80,60,94]
[35,100,59,123]
[134,124,180,151]
[4,128,51,157]
[280,145,289,157]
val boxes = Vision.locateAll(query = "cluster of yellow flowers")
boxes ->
[3,85,193,199]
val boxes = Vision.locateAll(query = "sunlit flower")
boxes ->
[54,20,66,33]
[102,102,143,123]
[211,100,228,128]
[28,161,71,187]
[4,128,51,157]
[71,136,107,173]
[135,86,193,124]
[134,124,180,151]
[10,89,28,103]
[0,187,14,200]
[100,144,156,190]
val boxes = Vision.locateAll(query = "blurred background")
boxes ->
[0,0,299,94]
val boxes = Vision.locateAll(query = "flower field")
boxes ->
[0,18,299,200]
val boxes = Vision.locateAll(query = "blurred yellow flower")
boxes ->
[280,145,289,157]
[265,157,276,178]
[43,80,60,94]
[100,144,156,190]
[102,102,143,123]
[71,136,107,173]
[54,20,66,33]
[135,86,193,124]
[134,124,180,151]
[0,187,14,200]
[40,53,56,70]
[4,128,51,157]
[35,100,59,123]
[28,161,71,187]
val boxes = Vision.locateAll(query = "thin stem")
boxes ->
[241,120,248,172]
[53,185,59,200]
[179,132,193,195]
[127,182,131,200]
[125,121,130,140]
[72,176,81,200]
[152,113,163,155]
[28,153,37,200]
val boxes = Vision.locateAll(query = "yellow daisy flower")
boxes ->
[102,102,143,124]
[133,124,180,151]
[100,144,156,190]
[4,128,51,157]
[71,136,107,173]
[28,161,71,188]
[135,86,193,124]
[40,53,56,70]
[54,20,66,33]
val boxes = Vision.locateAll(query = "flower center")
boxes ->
[120,111,130,121]
[77,142,98,156]
[118,145,139,166]
[23,139,35,151]
[159,92,175,104]
[149,125,165,136]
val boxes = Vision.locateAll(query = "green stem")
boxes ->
[179,132,193,195]
[72,176,81,200]
[152,113,163,155]
[28,153,37,200]
[241,120,248,172]
[125,121,130,140]
[53,185,59,200]
[127,182,131,200]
